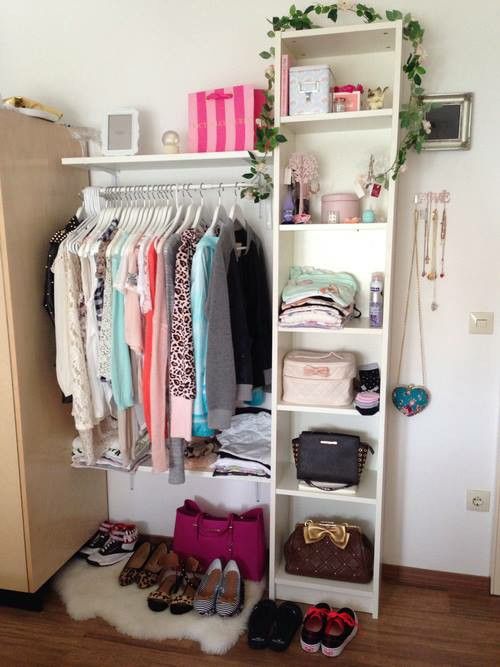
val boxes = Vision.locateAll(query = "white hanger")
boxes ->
[229,184,247,227]
[208,183,230,234]
[191,183,206,230]
[177,184,197,234]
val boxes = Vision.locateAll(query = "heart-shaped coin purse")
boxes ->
[392,384,430,416]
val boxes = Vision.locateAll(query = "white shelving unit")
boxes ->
[61,150,266,171]
[269,20,403,618]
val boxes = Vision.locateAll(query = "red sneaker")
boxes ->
[300,603,330,653]
[321,607,358,657]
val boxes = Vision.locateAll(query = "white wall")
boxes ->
[1,0,499,576]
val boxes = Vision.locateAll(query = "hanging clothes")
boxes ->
[169,229,201,441]
[43,216,80,323]
[191,232,218,437]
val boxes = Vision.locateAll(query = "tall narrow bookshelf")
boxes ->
[269,20,403,618]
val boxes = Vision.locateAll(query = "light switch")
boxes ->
[469,312,494,335]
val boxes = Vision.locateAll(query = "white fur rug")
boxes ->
[54,558,265,655]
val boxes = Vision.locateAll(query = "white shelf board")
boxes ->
[277,402,363,417]
[279,222,387,232]
[281,21,397,57]
[61,151,266,171]
[280,109,393,134]
[276,466,377,504]
[275,562,373,597]
[278,317,382,335]
[135,462,270,483]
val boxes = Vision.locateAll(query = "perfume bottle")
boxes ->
[282,184,295,224]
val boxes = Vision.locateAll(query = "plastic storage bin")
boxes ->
[289,65,333,116]
[321,193,361,224]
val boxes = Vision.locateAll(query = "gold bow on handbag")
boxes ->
[303,520,355,550]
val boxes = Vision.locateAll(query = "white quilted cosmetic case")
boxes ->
[282,350,356,407]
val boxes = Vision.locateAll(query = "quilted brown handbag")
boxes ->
[284,520,374,583]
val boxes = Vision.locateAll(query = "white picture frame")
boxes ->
[102,108,139,156]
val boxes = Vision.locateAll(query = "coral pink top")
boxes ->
[149,237,169,472]
[142,240,157,438]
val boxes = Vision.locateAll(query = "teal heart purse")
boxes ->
[392,384,430,416]
[392,205,430,417]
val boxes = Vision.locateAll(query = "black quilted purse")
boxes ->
[292,431,373,488]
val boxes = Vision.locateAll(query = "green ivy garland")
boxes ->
[241,3,429,203]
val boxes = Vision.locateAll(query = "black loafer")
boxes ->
[247,599,277,649]
[269,601,303,652]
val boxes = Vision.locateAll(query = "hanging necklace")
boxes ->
[392,199,431,417]
[440,202,447,278]
[422,193,430,276]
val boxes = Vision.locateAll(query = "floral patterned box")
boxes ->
[289,65,334,116]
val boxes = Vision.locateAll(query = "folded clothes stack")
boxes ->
[354,391,380,415]
[279,266,359,329]
[72,423,151,472]
[214,411,271,479]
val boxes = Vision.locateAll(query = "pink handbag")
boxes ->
[172,499,266,581]
[188,85,266,153]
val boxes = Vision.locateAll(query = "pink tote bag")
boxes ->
[188,85,266,153]
[172,499,266,581]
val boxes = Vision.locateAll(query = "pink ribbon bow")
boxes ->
[304,366,330,377]
[206,92,233,101]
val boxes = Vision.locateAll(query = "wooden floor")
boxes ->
[0,581,499,667]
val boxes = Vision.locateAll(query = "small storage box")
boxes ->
[321,193,361,224]
[289,65,333,116]
[282,350,356,407]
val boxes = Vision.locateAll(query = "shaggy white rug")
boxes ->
[54,558,265,655]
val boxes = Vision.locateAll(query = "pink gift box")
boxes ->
[188,85,266,153]
[331,91,361,112]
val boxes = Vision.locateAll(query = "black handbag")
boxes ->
[292,431,373,487]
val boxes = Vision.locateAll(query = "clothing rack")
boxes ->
[97,182,249,200]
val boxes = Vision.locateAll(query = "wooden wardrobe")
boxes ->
[0,109,108,594]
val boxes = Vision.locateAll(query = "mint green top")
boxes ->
[282,266,358,307]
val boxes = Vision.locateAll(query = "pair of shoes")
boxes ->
[248,599,302,651]
[80,521,139,566]
[300,603,358,657]
[119,542,171,588]
[148,556,200,615]
[193,558,243,617]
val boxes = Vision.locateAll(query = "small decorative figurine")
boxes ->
[162,130,180,154]
[367,86,388,110]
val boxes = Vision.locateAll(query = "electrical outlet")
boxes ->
[466,489,491,512]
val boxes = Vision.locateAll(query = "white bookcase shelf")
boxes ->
[276,466,377,504]
[61,150,265,171]
[280,109,393,134]
[270,20,403,619]
[278,317,382,335]
[279,222,387,232]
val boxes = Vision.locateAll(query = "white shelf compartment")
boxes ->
[275,562,374,613]
[135,462,270,483]
[281,21,397,58]
[280,109,393,134]
[277,402,377,417]
[276,466,377,504]
[279,222,387,232]
[278,317,382,336]
[61,150,267,171]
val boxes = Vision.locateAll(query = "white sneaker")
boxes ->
[78,520,115,558]
[87,523,138,566]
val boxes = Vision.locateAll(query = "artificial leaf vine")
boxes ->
[241,3,429,202]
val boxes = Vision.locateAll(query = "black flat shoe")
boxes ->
[247,599,277,650]
[269,601,303,652]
